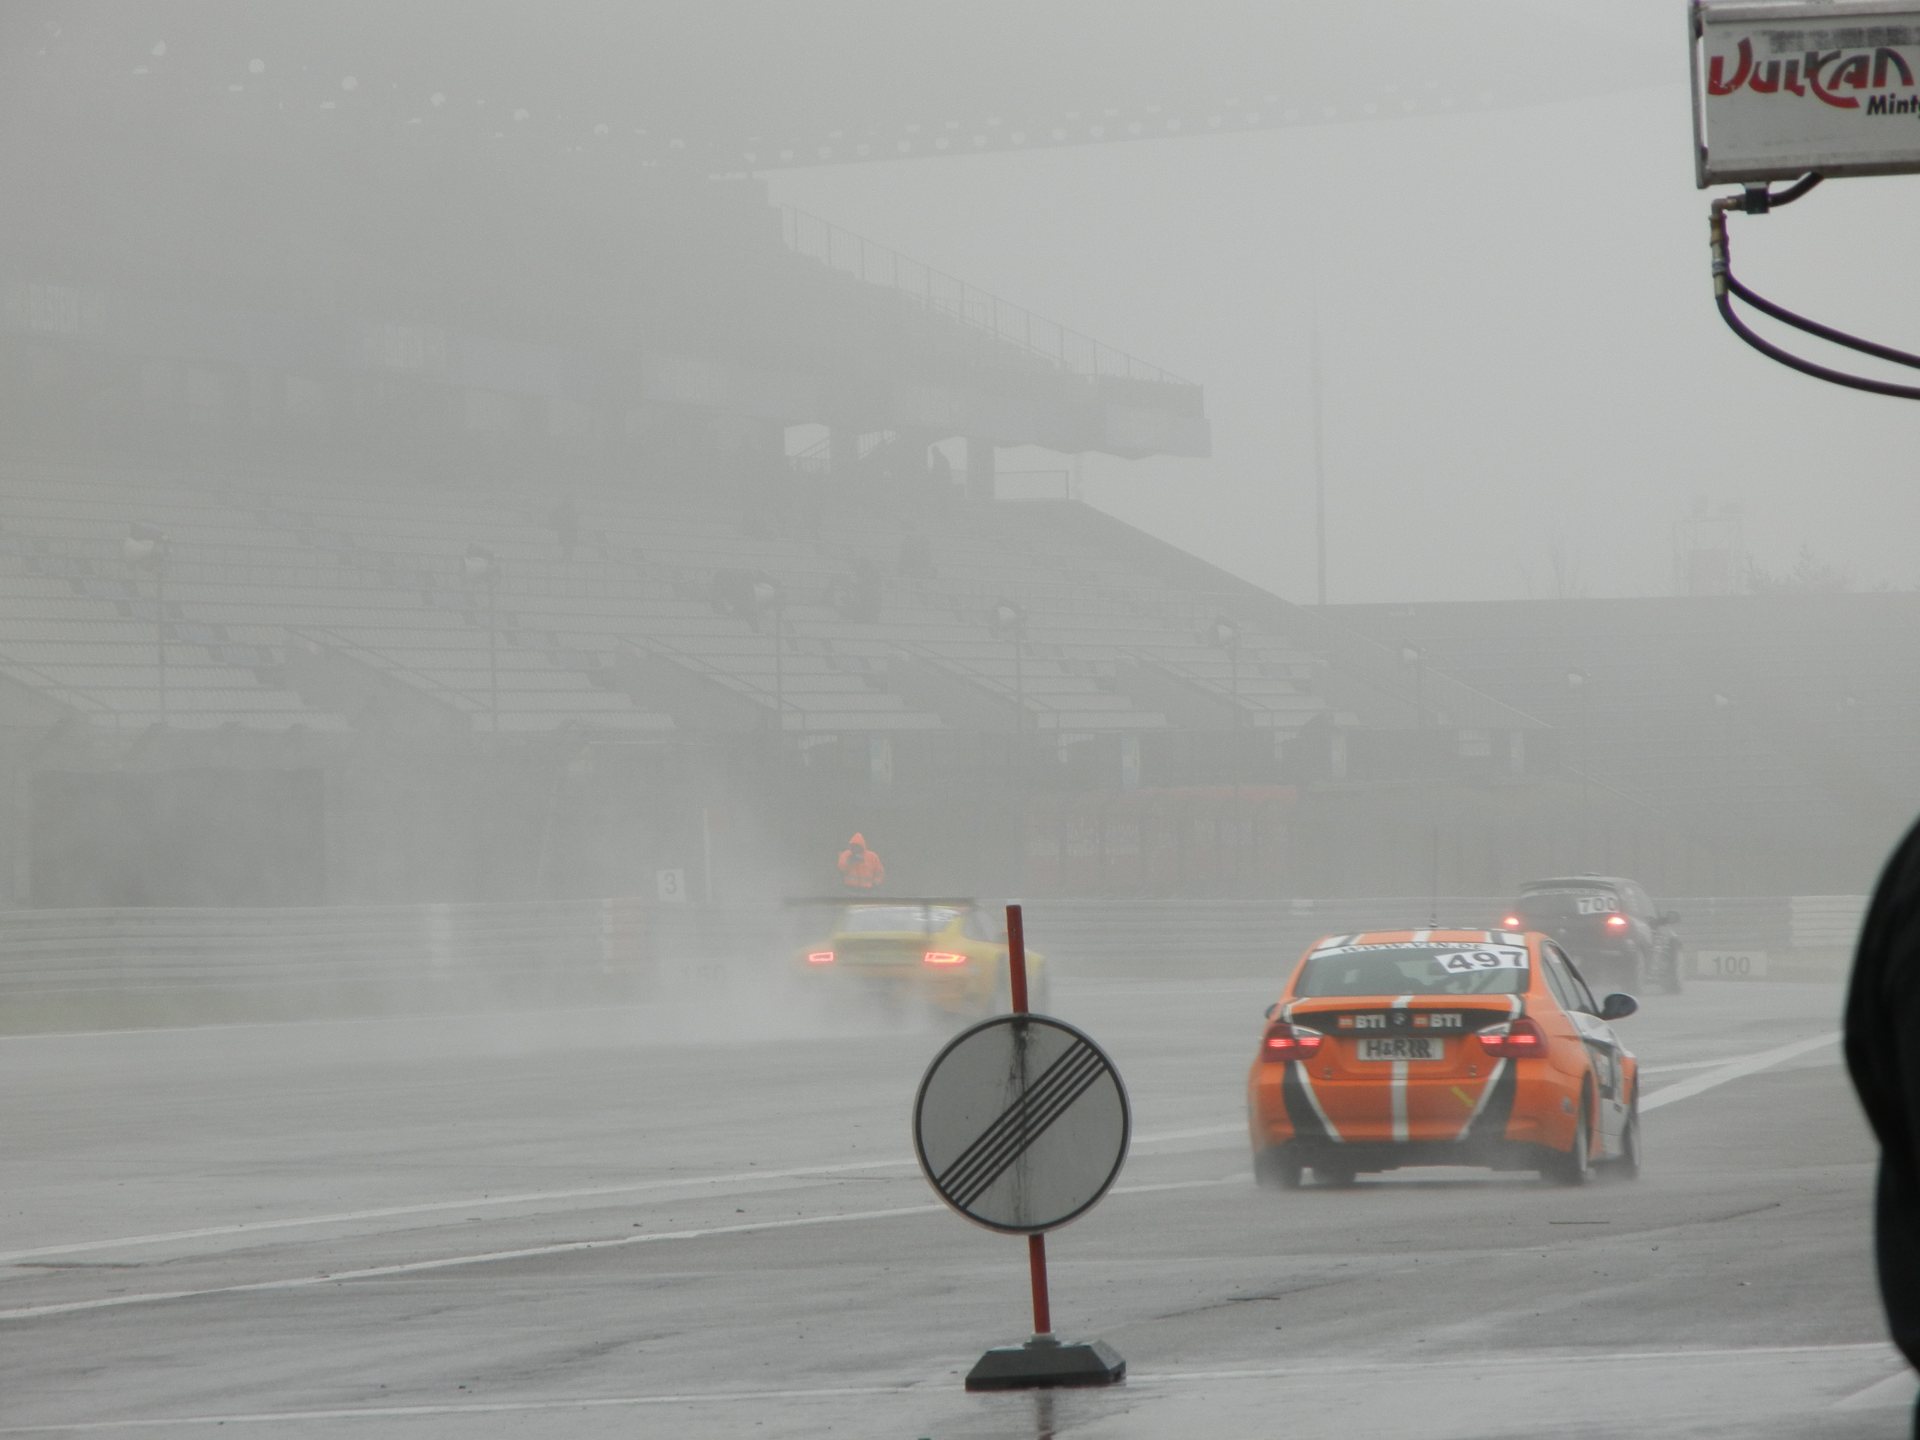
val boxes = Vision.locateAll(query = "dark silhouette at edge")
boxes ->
[1845,816,1920,1436]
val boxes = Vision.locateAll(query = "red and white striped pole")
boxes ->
[947,902,1124,1389]
[1006,902,1052,1341]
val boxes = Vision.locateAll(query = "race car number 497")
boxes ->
[1436,946,1527,973]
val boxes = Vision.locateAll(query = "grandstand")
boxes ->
[0,441,1562,905]
[0,8,1901,916]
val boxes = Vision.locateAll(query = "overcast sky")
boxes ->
[768,1,1920,606]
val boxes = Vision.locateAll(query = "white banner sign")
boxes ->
[1693,0,1920,183]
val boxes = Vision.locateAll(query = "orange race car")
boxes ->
[1246,928,1640,1189]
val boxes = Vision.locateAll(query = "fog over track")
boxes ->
[2,976,1903,1438]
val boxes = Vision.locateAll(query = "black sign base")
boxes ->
[964,1336,1125,1391]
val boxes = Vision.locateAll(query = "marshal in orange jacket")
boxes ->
[837,834,885,890]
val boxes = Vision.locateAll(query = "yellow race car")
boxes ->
[798,900,1050,1020]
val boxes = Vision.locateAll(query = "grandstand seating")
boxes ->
[0,462,1354,745]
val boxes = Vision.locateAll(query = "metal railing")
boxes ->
[0,647,122,728]
[0,896,1861,1018]
[291,626,484,714]
[2,531,707,607]
[627,632,799,727]
[0,899,772,1004]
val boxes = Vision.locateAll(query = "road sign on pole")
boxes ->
[911,903,1127,1391]
[914,1014,1128,1234]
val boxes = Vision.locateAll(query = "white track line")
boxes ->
[0,1205,950,1320]
[1642,1057,1761,1074]
[0,1159,913,1267]
[0,1342,1892,1433]
[0,1125,1238,1268]
[1644,1049,1842,1076]
[0,1178,1241,1323]
[1833,1365,1919,1410]
[0,1036,1838,1320]
[0,1384,922,1432]
[1640,1032,1837,1112]
[1135,1340,1893,1385]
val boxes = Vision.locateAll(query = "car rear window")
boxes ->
[1294,942,1529,997]
[835,905,960,933]
[1516,887,1622,921]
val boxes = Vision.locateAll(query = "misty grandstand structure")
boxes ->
[0,10,1911,949]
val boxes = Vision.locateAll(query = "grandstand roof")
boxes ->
[3,3,1217,458]
[6,2,1661,171]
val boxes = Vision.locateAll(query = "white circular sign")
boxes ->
[912,1014,1129,1235]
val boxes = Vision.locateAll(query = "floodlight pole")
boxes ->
[1311,318,1327,608]
[1211,619,1245,872]
[487,571,499,733]
[1715,689,1734,790]
[463,546,501,733]
[1012,636,1024,734]
[1400,643,1424,732]
[1567,670,1590,861]
[125,528,169,721]
[154,557,168,719]
[1228,640,1239,734]
[993,601,1028,780]
[1712,691,1735,890]
[772,602,785,732]
[1581,687,1591,851]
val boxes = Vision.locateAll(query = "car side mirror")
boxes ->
[1264,1003,1279,1020]
[1598,993,1638,1022]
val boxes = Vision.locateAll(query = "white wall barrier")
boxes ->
[0,895,1865,1011]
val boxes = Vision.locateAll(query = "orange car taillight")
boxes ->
[922,951,968,966]
[1259,1023,1325,1061]
[1502,914,1522,929]
[1605,914,1629,931]
[807,951,835,965]
[1476,1015,1546,1058]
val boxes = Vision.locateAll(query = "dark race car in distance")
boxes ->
[1505,876,1683,996]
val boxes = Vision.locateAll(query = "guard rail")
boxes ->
[0,895,1864,1020]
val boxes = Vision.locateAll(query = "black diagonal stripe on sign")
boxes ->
[942,1042,1106,1210]
[943,1048,1104,1214]
[939,1043,1104,1208]
[934,1040,1099,1202]
[948,1050,1106,1212]
[949,1049,1107,1212]
[935,1037,1098,1200]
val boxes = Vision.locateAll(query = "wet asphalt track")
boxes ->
[2,973,1908,1439]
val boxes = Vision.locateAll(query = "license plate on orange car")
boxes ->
[1356,1037,1445,1062]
